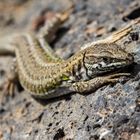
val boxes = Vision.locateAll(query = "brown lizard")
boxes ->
[0,14,140,99]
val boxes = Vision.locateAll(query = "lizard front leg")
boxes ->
[70,73,130,93]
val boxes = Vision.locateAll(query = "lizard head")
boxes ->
[83,43,134,77]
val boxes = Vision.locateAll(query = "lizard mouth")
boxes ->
[105,60,133,71]
[110,60,132,68]
[108,54,134,70]
[100,54,134,71]
[95,60,134,76]
[85,58,134,77]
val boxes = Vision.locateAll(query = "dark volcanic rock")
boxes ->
[0,0,140,140]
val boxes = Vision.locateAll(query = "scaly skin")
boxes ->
[14,36,133,98]
[1,15,140,98]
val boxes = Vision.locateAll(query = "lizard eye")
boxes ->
[102,57,108,62]
[102,57,110,63]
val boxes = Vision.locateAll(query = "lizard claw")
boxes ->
[0,77,17,105]
[3,78,15,97]
[0,67,19,104]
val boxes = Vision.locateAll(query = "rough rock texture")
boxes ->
[0,0,140,140]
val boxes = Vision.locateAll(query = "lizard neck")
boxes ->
[61,51,89,81]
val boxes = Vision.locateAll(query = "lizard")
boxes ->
[0,10,140,99]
